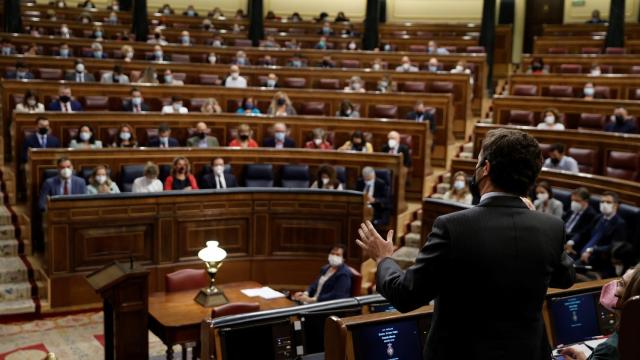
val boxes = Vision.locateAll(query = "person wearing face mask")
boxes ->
[91,27,105,41]
[161,96,189,114]
[207,52,217,64]
[90,42,107,59]
[264,73,279,89]
[56,43,72,58]
[147,45,168,62]
[263,122,296,148]
[235,96,261,115]
[382,131,412,168]
[39,157,86,211]
[179,30,192,46]
[100,65,130,84]
[310,165,343,190]
[187,122,220,148]
[405,101,437,134]
[344,76,366,93]
[224,65,248,88]
[232,50,250,66]
[426,57,441,73]
[111,124,137,148]
[48,86,83,112]
[319,55,335,68]
[585,9,607,24]
[262,36,281,49]
[315,36,329,50]
[604,107,637,134]
[583,82,596,100]
[543,143,579,173]
[164,157,199,191]
[183,5,198,17]
[1,39,15,56]
[59,24,72,38]
[161,69,184,86]
[356,166,391,227]
[120,45,134,62]
[200,157,237,190]
[64,59,95,83]
[563,187,597,258]
[293,245,352,304]
[22,116,61,163]
[202,19,214,32]
[559,265,639,360]
[533,181,563,218]
[158,4,174,15]
[577,192,627,278]
[5,61,34,80]
[132,162,164,193]
[590,64,603,76]
[537,108,566,130]
[16,90,45,113]
[147,124,179,148]
[200,98,223,114]
[305,128,333,150]
[376,75,394,93]
[105,11,119,25]
[267,92,297,116]
[228,124,258,148]
[356,128,575,360]
[122,88,149,112]
[395,56,419,72]
[287,55,304,68]
[336,100,361,118]
[210,36,224,47]
[442,171,472,205]
[339,130,373,152]
[318,21,334,36]
[529,57,547,74]
[69,124,103,149]
[86,165,120,195]
[346,41,358,51]
[427,40,449,55]
[371,58,385,71]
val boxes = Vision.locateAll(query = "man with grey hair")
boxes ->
[356,166,390,227]
[382,131,412,168]
[224,65,247,88]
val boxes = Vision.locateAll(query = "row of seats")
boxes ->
[511,84,629,99]
[545,46,626,55]
[506,110,633,130]
[546,63,640,74]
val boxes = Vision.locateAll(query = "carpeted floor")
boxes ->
[0,311,189,359]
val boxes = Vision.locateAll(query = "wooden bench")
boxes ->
[542,23,640,38]
[508,73,640,100]
[521,54,640,75]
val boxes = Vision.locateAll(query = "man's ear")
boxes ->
[483,161,491,177]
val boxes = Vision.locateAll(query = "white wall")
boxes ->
[564,0,639,23]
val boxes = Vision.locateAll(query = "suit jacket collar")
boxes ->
[477,195,528,209]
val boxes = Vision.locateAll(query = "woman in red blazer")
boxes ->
[164,157,199,191]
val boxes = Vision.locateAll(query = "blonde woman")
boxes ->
[267,91,297,116]
[442,171,472,205]
[136,66,158,84]
[86,165,120,194]
[200,98,222,114]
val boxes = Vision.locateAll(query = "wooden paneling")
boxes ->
[508,73,640,100]
[521,54,640,74]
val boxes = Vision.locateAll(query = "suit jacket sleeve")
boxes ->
[186,137,196,147]
[594,220,627,253]
[376,216,451,312]
[401,145,412,167]
[227,174,237,187]
[163,176,173,190]
[427,112,436,133]
[550,251,576,289]
[39,180,53,211]
[188,175,199,189]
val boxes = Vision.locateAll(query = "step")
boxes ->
[0,206,13,225]
[0,239,19,257]
[436,183,450,194]
[410,220,421,235]
[0,298,36,316]
[462,142,474,153]
[404,233,422,249]
[0,281,39,302]
[0,257,28,284]
[391,246,420,269]
[0,224,15,241]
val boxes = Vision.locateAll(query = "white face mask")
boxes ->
[79,132,91,141]
[372,63,381,71]
[119,132,131,141]
[402,63,411,70]
[614,264,624,276]
[328,254,343,267]
[214,165,224,175]
[76,63,85,73]
[208,56,216,64]
[544,116,555,125]
[321,177,330,185]
[95,175,107,184]
[570,201,583,213]
[453,180,465,190]
[27,99,37,106]
[591,69,601,76]
[536,192,549,202]
[600,202,614,216]
[584,87,595,97]
[387,139,398,149]
[60,168,72,179]
[314,138,322,146]
[348,43,356,50]
[231,72,239,80]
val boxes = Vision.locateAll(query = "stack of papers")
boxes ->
[241,286,286,300]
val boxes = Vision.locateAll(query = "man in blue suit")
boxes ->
[4,61,35,80]
[47,86,83,112]
[39,157,86,211]
[22,116,61,163]
[146,124,180,147]
[293,245,352,303]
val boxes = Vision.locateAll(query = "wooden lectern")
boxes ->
[86,261,150,360]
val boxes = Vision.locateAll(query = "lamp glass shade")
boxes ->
[198,241,227,262]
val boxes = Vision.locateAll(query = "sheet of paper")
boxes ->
[240,286,285,299]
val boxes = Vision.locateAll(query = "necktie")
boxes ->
[364,184,371,195]
[565,212,580,233]
[63,179,69,195]
[42,135,47,148]
[136,105,140,113]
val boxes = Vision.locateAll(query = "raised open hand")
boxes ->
[356,221,394,263]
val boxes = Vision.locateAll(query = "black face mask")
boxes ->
[239,134,249,141]
[551,157,560,165]
[204,25,211,30]
[198,132,207,139]
[177,167,186,174]
[59,95,70,103]
[38,127,49,135]
[615,115,625,125]
[532,63,543,71]
[276,98,286,106]
[469,160,486,201]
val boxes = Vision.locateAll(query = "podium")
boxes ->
[86,262,150,360]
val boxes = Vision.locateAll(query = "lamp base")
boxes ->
[194,287,228,308]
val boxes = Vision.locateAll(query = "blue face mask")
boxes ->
[2,47,12,55]
[94,31,103,38]
[164,75,173,83]
[181,36,190,44]
[94,51,103,58]
[59,48,69,57]
[275,132,285,141]
[154,51,163,59]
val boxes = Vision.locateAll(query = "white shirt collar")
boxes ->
[479,191,516,203]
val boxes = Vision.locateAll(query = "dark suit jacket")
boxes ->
[581,214,627,255]
[262,136,296,148]
[4,71,34,80]
[146,136,180,147]
[377,195,575,360]
[47,100,83,112]
[39,175,87,211]
[406,111,436,133]
[382,143,412,167]
[356,178,391,225]
[22,133,61,162]
[145,54,170,62]
[200,172,238,189]
[307,264,352,302]
[63,71,96,82]
[122,100,150,112]
[563,206,597,251]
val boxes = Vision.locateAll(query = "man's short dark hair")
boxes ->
[480,128,542,196]
[330,244,346,254]
[15,61,26,69]
[130,87,140,95]
[113,64,123,73]
[36,116,48,124]
[549,143,565,154]
[158,123,170,133]
[602,191,620,204]
[572,187,590,201]
[56,156,70,166]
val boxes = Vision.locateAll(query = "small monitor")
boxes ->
[549,291,615,346]
[368,302,397,313]
[351,318,424,360]
[219,317,294,360]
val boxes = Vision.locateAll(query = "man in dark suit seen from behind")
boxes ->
[381,131,412,168]
[147,123,179,148]
[39,157,87,211]
[121,87,150,112]
[563,187,597,257]
[262,122,296,148]
[4,61,35,80]
[293,244,352,303]
[356,128,575,360]
[200,157,237,189]
[22,116,60,163]
[47,85,83,112]
[356,166,391,228]
[406,101,436,134]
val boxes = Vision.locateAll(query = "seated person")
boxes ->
[183,5,198,16]
[319,21,334,35]
[179,30,192,46]
[15,90,45,113]
[164,157,199,191]
[371,58,384,71]
[315,36,329,50]
[111,123,137,148]
[382,131,412,168]
[22,116,61,163]
[187,122,220,148]
[262,36,280,49]
[229,124,258,148]
[338,130,373,152]
[158,3,174,15]
[583,82,596,100]
[590,64,603,76]
[69,124,103,149]
[132,162,164,193]
[395,56,419,72]
[90,41,106,58]
[232,50,251,66]
[200,98,222,114]
[148,45,169,61]
[200,157,237,189]
[356,166,390,227]
[161,96,189,114]
[267,92,296,116]
[287,55,304,67]
[64,59,96,82]
[48,86,83,112]
[122,87,149,112]
[319,55,335,68]
[377,75,393,93]
[135,66,159,84]
[576,191,627,278]
[605,107,637,134]
[121,45,134,62]
[100,64,130,84]
[5,61,34,80]
[293,245,352,304]
[39,157,86,211]
[542,143,579,173]
[426,57,440,72]
[336,100,360,118]
[305,128,333,150]
[206,51,217,64]
[264,73,279,89]
[56,43,73,58]
[310,165,343,190]
[262,122,296,148]
[1,39,15,56]
[260,55,277,66]
[533,181,563,218]
[235,97,261,115]
[224,65,247,88]
[585,9,606,24]
[162,69,184,86]
[428,40,450,55]
[442,171,472,205]
[86,165,120,194]
[344,76,366,92]
[405,101,436,133]
[563,187,597,257]
[346,40,358,51]
[148,30,168,46]
[537,108,565,130]
[528,57,547,74]
[147,124,179,148]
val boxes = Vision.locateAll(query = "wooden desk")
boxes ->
[521,54,640,75]
[149,280,295,359]
[508,73,640,100]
